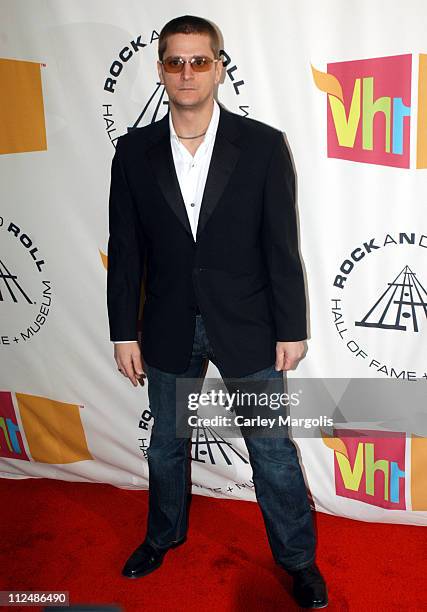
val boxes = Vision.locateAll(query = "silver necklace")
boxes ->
[176,130,207,139]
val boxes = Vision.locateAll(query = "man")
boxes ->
[107,15,328,609]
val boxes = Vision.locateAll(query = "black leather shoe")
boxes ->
[289,563,328,609]
[121,538,186,579]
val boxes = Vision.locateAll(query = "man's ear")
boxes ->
[157,61,164,84]
[214,60,223,85]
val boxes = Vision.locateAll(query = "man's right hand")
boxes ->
[114,342,146,387]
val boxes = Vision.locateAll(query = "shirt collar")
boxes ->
[169,99,220,143]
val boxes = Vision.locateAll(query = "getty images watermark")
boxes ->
[175,377,427,439]
[186,389,333,430]
[175,377,336,438]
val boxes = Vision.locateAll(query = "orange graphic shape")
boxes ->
[411,434,427,510]
[16,393,92,464]
[0,58,47,155]
[320,429,349,458]
[416,54,427,169]
[311,64,344,101]
[99,249,108,270]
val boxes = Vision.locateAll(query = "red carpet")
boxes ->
[0,478,425,611]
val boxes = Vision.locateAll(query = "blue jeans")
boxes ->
[143,315,316,571]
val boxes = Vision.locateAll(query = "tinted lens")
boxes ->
[191,57,212,72]
[162,57,214,73]
[163,58,183,73]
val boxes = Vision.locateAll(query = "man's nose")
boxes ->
[181,61,194,80]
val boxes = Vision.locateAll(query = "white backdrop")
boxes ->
[1,0,426,526]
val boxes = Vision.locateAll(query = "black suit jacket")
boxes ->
[107,103,307,378]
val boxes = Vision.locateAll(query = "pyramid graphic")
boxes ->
[0,257,32,303]
[355,265,427,332]
[192,425,249,465]
[128,82,168,132]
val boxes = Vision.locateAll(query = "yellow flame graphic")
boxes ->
[311,64,344,101]
[320,429,349,458]
[99,249,108,270]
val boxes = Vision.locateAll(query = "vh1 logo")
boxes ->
[322,429,427,511]
[312,54,427,168]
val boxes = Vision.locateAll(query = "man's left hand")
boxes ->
[275,341,305,371]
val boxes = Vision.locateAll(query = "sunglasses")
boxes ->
[160,55,222,73]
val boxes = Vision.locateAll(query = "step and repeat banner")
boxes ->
[0,0,426,526]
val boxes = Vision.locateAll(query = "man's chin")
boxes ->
[171,97,203,110]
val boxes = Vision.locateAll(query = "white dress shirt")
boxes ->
[114,100,220,343]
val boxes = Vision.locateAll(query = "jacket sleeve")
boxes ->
[106,137,145,342]
[262,131,307,342]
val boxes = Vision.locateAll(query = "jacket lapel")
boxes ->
[196,107,241,240]
[146,116,193,238]
[146,104,241,242]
